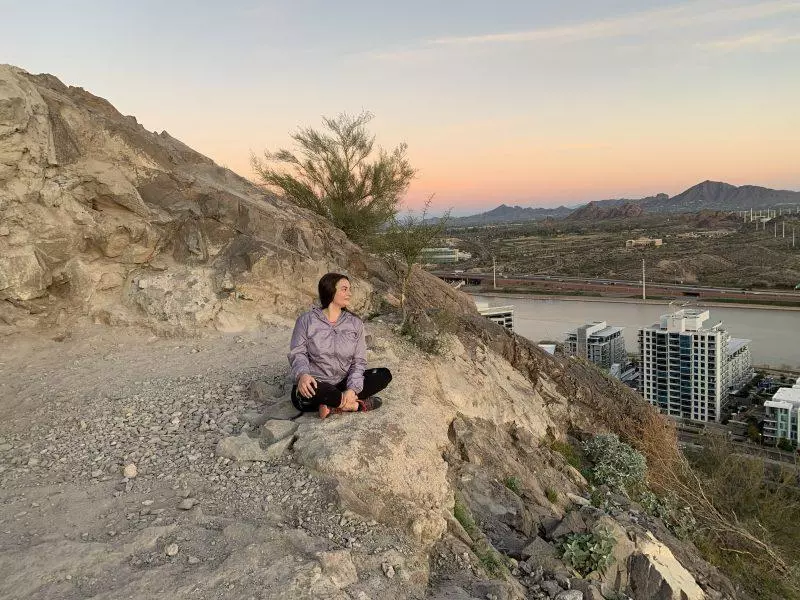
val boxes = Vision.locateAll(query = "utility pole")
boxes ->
[492,256,497,290]
[642,258,646,301]
[775,222,777,238]
[783,221,786,238]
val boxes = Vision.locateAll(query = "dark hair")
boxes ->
[318,273,350,309]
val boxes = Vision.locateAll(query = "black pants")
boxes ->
[291,367,392,412]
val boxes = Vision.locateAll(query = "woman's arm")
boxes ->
[345,321,367,394]
[287,313,312,382]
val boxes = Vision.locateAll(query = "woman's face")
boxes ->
[331,278,352,309]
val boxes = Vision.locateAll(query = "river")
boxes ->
[472,295,800,369]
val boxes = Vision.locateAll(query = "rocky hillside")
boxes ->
[565,201,643,221]
[648,180,800,213]
[444,204,575,226]
[0,65,745,599]
[454,181,799,226]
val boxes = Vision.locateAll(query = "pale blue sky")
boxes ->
[3,0,799,213]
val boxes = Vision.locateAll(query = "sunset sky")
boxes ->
[3,0,800,214]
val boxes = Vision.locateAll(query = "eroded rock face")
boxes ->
[0,64,378,332]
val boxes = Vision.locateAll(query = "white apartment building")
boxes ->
[763,384,800,446]
[565,321,627,370]
[638,309,752,423]
[420,247,472,264]
[475,301,514,331]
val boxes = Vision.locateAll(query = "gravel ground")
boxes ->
[0,324,420,600]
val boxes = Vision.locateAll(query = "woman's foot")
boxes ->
[319,404,332,419]
[356,396,383,412]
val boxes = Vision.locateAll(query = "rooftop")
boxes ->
[727,338,751,355]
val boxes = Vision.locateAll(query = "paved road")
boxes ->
[434,271,800,303]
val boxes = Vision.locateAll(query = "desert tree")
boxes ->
[251,111,416,244]
[371,196,450,326]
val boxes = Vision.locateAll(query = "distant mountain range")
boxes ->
[445,203,574,226]
[446,181,800,226]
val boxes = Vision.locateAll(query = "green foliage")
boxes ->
[504,476,522,496]
[399,320,443,355]
[550,439,581,469]
[638,490,696,540]
[746,423,761,443]
[686,433,800,600]
[473,539,510,579]
[545,486,558,503]
[777,437,796,452]
[582,433,647,495]
[453,494,479,540]
[370,197,450,325]
[251,111,415,243]
[558,526,616,576]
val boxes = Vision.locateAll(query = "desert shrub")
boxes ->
[582,433,647,496]
[453,494,479,540]
[473,539,510,579]
[550,439,581,469]
[545,486,558,503]
[399,320,443,355]
[638,490,696,540]
[504,476,522,496]
[558,526,616,576]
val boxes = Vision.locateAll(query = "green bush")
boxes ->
[638,490,696,540]
[558,526,616,576]
[545,486,558,503]
[550,439,581,469]
[504,476,522,496]
[473,539,510,579]
[453,494,479,540]
[582,433,647,495]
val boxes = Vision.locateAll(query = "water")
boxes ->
[472,295,800,369]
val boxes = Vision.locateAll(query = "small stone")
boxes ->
[382,563,395,579]
[91,469,103,478]
[554,591,583,600]
[188,556,201,565]
[178,498,197,510]
[260,419,298,445]
[566,493,591,507]
[123,464,138,478]
[166,543,179,557]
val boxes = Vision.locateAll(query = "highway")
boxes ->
[433,271,800,303]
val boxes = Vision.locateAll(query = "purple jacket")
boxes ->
[288,307,367,393]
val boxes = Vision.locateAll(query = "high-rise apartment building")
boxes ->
[763,384,800,446]
[565,321,626,370]
[638,309,752,422]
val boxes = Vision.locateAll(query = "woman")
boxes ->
[288,273,392,419]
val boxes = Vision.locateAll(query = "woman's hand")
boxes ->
[297,373,318,398]
[340,389,359,411]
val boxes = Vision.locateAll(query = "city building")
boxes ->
[475,301,513,330]
[725,338,753,391]
[625,237,663,248]
[420,247,472,264]
[565,321,626,370]
[763,384,800,446]
[638,308,752,423]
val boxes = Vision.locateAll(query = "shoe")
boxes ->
[356,396,383,412]
[319,405,346,419]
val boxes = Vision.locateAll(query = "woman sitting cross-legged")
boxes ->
[288,272,392,419]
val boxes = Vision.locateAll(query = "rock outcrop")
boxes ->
[0,64,384,333]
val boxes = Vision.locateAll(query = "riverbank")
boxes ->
[471,289,800,312]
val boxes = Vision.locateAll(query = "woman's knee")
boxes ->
[369,367,391,383]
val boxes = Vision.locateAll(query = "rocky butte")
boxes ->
[0,64,743,599]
